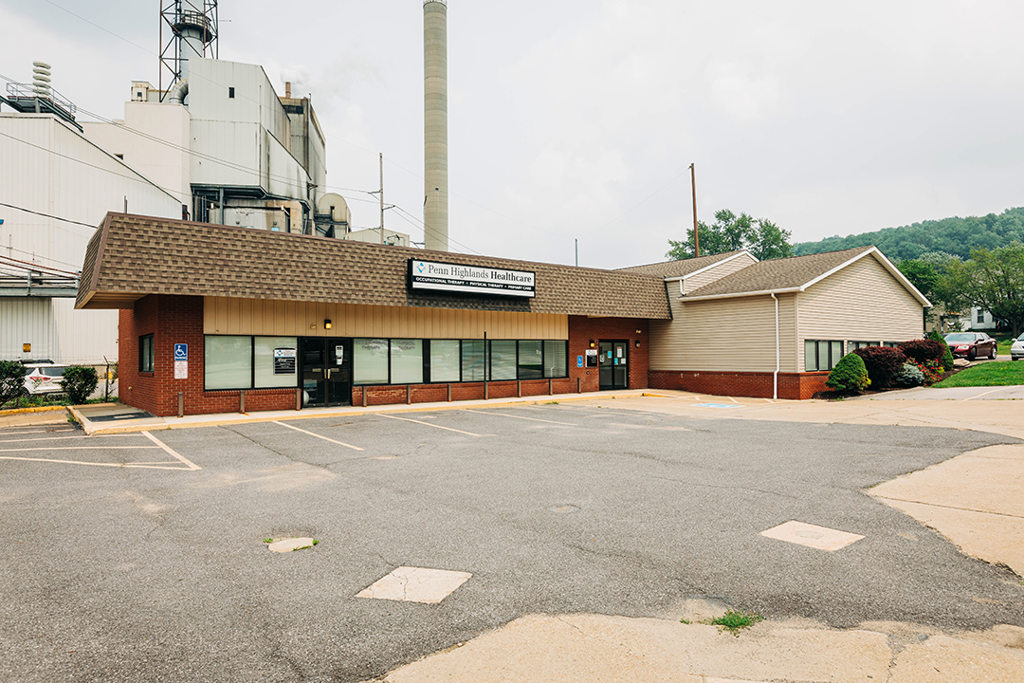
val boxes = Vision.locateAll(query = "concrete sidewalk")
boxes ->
[67,390,656,436]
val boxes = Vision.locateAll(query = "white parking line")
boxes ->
[0,446,160,452]
[0,456,192,470]
[378,413,487,437]
[142,431,202,470]
[0,428,78,436]
[271,421,364,451]
[463,409,577,426]
[0,434,140,444]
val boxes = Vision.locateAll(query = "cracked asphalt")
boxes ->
[1,404,1022,681]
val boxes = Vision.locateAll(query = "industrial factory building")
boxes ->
[75,213,928,415]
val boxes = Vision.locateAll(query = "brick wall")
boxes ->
[119,295,294,417]
[567,316,650,392]
[649,370,830,400]
[119,297,653,416]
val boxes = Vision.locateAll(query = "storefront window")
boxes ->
[254,336,297,388]
[490,340,517,380]
[517,341,544,379]
[390,339,423,384]
[462,340,486,381]
[354,339,389,384]
[544,340,568,378]
[430,340,461,382]
[205,336,252,389]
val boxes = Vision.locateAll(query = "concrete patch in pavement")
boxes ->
[357,567,472,604]
[760,520,865,552]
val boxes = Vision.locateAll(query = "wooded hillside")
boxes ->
[793,208,1024,260]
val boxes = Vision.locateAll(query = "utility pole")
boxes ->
[378,152,385,244]
[689,163,699,257]
[574,238,579,267]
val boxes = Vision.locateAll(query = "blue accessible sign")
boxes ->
[174,343,188,361]
[577,355,584,368]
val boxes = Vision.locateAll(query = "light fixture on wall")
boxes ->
[634,340,640,348]
[589,340,596,348]
[324,319,333,330]
[635,329,642,335]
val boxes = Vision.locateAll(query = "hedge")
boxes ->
[852,346,908,389]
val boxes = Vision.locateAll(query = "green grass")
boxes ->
[934,361,1024,387]
[710,610,764,635]
[997,335,1018,356]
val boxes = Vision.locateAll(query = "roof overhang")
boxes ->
[679,247,932,306]
[662,250,756,283]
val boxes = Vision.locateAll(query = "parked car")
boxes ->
[23,362,68,395]
[1012,332,1024,361]
[943,332,997,360]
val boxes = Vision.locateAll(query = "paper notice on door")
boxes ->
[335,346,344,364]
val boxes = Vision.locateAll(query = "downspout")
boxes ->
[771,292,779,399]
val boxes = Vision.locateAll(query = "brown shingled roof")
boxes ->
[617,250,747,278]
[683,247,878,298]
[76,213,671,319]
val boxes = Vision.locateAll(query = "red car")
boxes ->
[944,332,997,360]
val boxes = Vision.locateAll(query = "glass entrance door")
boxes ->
[299,338,353,407]
[598,340,629,390]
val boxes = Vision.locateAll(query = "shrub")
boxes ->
[852,346,908,389]
[913,359,945,385]
[0,360,27,407]
[894,363,925,387]
[898,339,947,365]
[826,353,871,393]
[62,366,98,405]
[926,330,955,370]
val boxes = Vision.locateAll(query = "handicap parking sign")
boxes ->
[174,343,188,361]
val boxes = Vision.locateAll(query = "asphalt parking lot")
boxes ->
[1,405,1022,681]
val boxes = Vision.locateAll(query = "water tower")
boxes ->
[159,0,219,101]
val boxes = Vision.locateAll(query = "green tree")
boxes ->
[667,209,792,260]
[958,242,1024,336]
[897,259,940,299]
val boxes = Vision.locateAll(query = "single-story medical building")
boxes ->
[75,213,929,415]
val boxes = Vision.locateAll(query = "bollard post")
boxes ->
[517,380,521,397]
[577,377,581,393]
[363,386,368,407]
[548,378,552,395]
[406,385,412,404]
[177,391,184,418]
[295,387,302,411]
[239,391,245,414]
[447,383,452,402]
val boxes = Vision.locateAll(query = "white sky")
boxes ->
[2,1,1023,268]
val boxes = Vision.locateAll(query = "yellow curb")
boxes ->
[78,391,647,435]
[0,405,68,417]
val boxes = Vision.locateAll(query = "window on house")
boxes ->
[390,339,423,384]
[543,340,568,378]
[489,340,518,381]
[228,87,235,98]
[204,335,252,390]
[429,340,461,382]
[139,334,154,372]
[883,341,902,348]
[849,341,876,351]
[805,339,843,371]
[353,339,389,385]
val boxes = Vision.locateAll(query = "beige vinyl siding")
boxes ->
[204,297,568,339]
[650,292,798,372]
[681,252,758,293]
[797,254,923,370]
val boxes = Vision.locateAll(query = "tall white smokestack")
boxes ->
[423,0,448,251]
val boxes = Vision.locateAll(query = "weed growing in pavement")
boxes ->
[679,618,691,624]
[710,610,763,635]
[312,540,319,546]
[263,538,273,543]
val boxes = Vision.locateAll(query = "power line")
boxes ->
[0,254,80,276]
[0,200,99,230]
